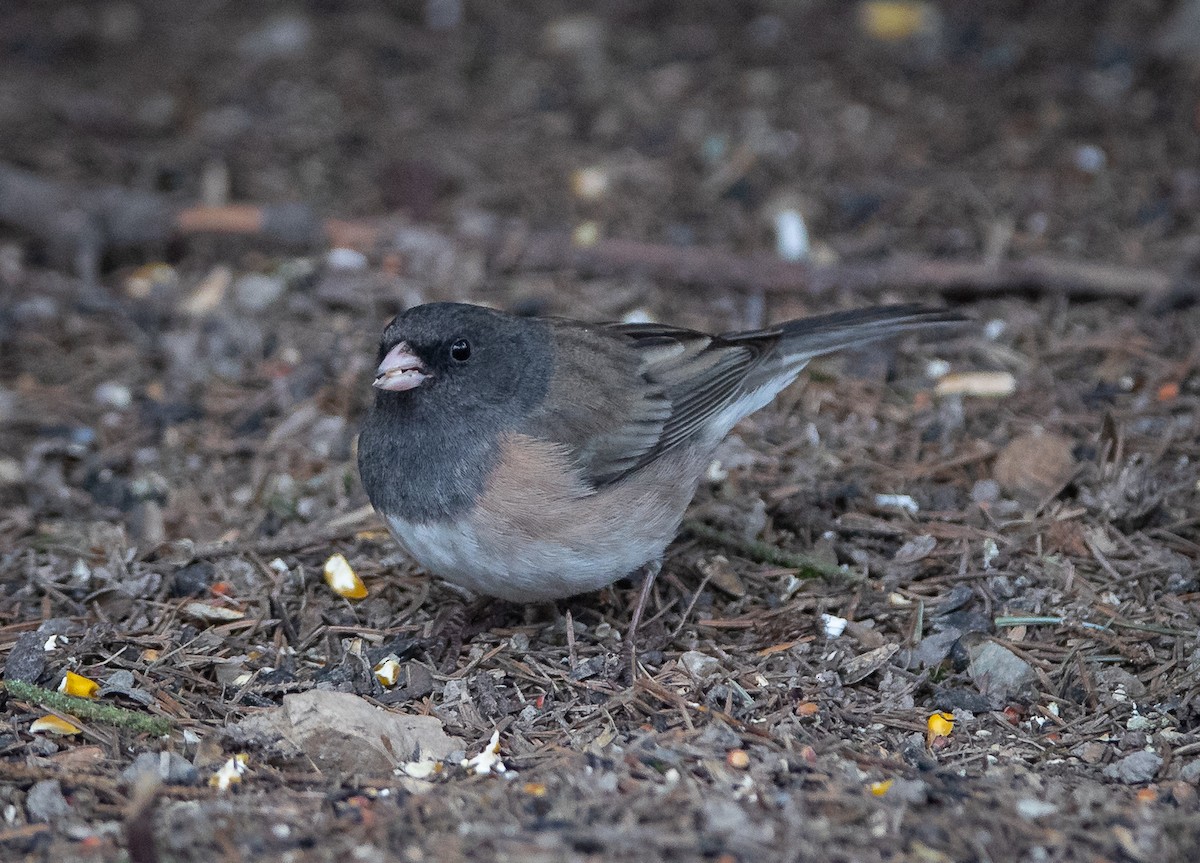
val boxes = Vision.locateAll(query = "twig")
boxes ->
[180,520,378,562]
[501,234,1181,302]
[0,160,1189,303]
[4,680,171,736]
[994,615,1191,638]
[681,519,852,580]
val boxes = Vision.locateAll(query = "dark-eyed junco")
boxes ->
[358,302,963,621]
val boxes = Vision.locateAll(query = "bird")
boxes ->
[357,301,965,644]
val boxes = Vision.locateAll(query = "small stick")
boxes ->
[681,520,852,580]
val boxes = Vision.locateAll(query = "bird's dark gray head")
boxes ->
[373,302,552,418]
[359,303,555,522]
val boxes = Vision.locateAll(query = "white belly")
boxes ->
[384,514,669,602]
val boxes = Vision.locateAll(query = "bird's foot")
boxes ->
[626,559,662,681]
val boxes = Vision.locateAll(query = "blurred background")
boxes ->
[2,2,1200,861]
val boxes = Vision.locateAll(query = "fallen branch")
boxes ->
[0,160,1189,302]
[500,233,1180,301]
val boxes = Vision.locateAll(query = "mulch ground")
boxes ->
[2,2,1200,861]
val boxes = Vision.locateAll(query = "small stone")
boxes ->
[893,534,937,564]
[425,0,462,31]
[970,479,1001,504]
[1180,758,1200,784]
[234,273,287,311]
[772,208,809,262]
[542,15,605,60]
[0,387,15,423]
[1104,750,1163,784]
[680,651,720,679]
[227,690,462,775]
[26,779,71,822]
[99,669,156,706]
[1126,713,1152,732]
[0,456,21,486]
[1073,144,1106,174]
[1016,798,1059,820]
[91,384,131,412]
[4,631,46,683]
[12,295,58,323]
[1095,666,1147,701]
[1072,741,1108,765]
[913,629,961,668]
[887,778,931,804]
[122,751,200,786]
[326,247,368,271]
[966,639,1037,703]
[571,166,610,201]
[238,13,312,60]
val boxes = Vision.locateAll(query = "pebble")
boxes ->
[913,629,961,668]
[970,479,1001,504]
[425,0,462,31]
[983,319,1007,340]
[12,295,58,323]
[925,358,951,379]
[234,273,287,311]
[1104,750,1162,784]
[3,631,47,683]
[0,456,21,486]
[26,779,71,823]
[326,247,369,271]
[0,242,24,285]
[238,13,313,60]
[571,166,610,201]
[99,2,142,45]
[773,209,809,261]
[94,381,133,410]
[875,493,920,513]
[680,650,720,679]
[747,14,785,48]
[966,640,1036,703]
[821,613,848,639]
[121,751,200,786]
[1180,759,1200,784]
[1073,144,1107,174]
[542,15,605,59]
[1016,798,1059,820]
[1095,666,1147,700]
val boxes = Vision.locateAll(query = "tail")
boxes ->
[768,304,967,363]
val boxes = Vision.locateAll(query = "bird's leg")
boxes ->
[429,595,523,672]
[428,600,468,673]
[626,559,662,680]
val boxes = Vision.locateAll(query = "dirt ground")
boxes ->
[2,2,1200,861]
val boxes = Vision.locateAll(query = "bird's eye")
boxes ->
[450,339,471,362]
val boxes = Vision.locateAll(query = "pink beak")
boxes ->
[373,342,428,392]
